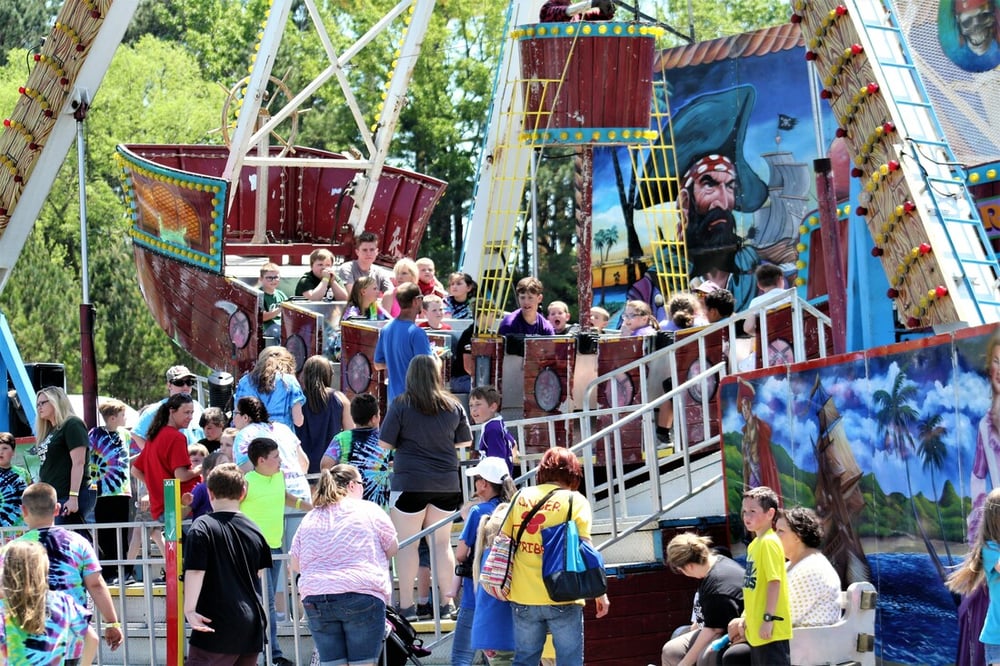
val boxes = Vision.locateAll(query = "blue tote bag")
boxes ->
[540,493,607,602]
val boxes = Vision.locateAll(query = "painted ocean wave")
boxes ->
[871,551,959,665]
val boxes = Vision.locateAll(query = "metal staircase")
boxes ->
[795,0,1000,328]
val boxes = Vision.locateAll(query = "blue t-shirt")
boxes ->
[374,319,432,403]
[471,544,516,651]
[983,540,1000,645]
[133,398,205,444]
[458,497,501,610]
[234,373,306,430]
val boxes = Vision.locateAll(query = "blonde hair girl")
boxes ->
[1,540,98,664]
[948,488,1000,664]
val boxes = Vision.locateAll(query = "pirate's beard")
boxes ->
[684,206,742,276]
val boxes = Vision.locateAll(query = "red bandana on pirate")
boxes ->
[683,154,736,190]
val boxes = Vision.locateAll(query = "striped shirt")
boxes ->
[290,498,396,603]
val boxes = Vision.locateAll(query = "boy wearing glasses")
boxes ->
[498,277,555,336]
[259,262,288,341]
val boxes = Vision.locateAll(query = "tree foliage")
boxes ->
[0,0,49,55]
[0,39,217,406]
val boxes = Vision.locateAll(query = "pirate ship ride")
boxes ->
[115,1,446,375]
[5,0,1000,661]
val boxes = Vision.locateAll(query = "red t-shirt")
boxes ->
[134,426,198,520]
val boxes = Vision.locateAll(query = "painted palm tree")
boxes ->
[918,412,954,564]
[873,368,947,581]
[594,226,619,305]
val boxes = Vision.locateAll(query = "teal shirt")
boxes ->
[263,288,288,326]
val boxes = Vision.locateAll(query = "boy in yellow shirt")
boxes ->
[728,485,791,665]
[240,437,311,666]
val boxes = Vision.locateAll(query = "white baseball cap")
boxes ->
[465,457,510,485]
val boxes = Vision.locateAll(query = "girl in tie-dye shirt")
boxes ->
[0,540,97,665]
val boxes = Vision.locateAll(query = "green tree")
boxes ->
[0,0,49,54]
[918,412,954,562]
[652,0,789,46]
[594,226,619,306]
[873,369,948,581]
[0,38,218,407]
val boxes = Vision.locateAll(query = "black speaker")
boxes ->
[7,362,65,436]
[207,371,235,414]
[24,363,66,391]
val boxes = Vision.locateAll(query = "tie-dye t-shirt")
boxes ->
[9,527,101,607]
[0,465,31,528]
[323,427,391,510]
[88,426,132,497]
[0,590,91,663]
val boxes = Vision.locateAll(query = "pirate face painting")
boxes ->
[959,1,997,54]
[681,155,743,276]
[938,0,1000,72]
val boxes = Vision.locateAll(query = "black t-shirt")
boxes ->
[183,511,272,654]
[39,416,89,497]
[451,326,473,380]
[697,555,745,629]
[295,271,323,297]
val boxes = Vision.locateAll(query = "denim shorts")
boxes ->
[985,642,1000,663]
[304,592,386,665]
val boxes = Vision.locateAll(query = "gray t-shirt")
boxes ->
[336,261,393,293]
[380,399,471,493]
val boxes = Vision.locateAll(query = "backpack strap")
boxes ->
[514,487,562,545]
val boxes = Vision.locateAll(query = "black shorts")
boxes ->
[393,491,463,514]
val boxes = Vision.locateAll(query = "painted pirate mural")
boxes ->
[629,86,797,317]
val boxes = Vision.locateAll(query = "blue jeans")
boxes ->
[511,603,583,666]
[266,548,284,660]
[451,605,477,666]
[304,593,386,665]
[986,642,1000,664]
[56,488,96,526]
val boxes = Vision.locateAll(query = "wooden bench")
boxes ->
[789,581,877,666]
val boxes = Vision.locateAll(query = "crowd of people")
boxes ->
[0,232,798,666]
[655,489,843,666]
[0,242,621,665]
